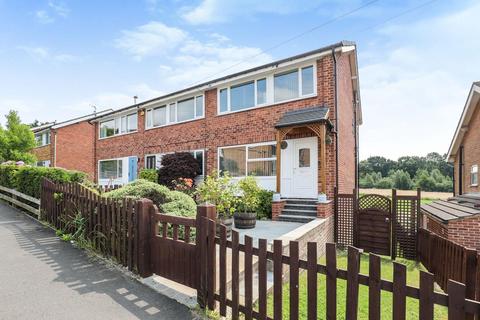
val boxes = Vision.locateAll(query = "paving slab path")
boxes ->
[0,202,195,320]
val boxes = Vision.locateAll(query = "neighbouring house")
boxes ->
[447,81,480,195]
[31,110,112,179]
[91,41,362,225]
[422,82,480,250]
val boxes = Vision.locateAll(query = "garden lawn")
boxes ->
[266,251,447,319]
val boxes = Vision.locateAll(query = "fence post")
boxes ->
[416,188,421,260]
[136,198,153,278]
[464,248,477,320]
[353,188,358,247]
[196,204,217,309]
[334,187,338,243]
[391,189,397,260]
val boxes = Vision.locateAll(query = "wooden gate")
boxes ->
[150,208,199,288]
[356,194,392,256]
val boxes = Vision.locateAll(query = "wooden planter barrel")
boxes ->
[234,212,257,229]
[216,216,233,237]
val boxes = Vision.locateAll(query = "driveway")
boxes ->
[0,202,195,320]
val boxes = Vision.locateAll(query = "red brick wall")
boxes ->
[448,216,480,251]
[95,53,357,196]
[54,121,96,180]
[425,215,448,238]
[454,100,480,194]
[336,53,357,193]
[272,200,286,221]
[31,144,52,162]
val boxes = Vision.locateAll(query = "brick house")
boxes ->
[422,82,480,250]
[31,110,112,179]
[91,41,362,222]
[447,81,480,195]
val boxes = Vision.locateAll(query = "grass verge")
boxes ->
[266,251,447,319]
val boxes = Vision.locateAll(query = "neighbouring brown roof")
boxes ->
[275,106,330,128]
[421,193,480,223]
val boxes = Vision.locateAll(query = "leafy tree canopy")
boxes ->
[0,110,37,164]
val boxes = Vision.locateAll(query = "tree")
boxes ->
[157,152,201,189]
[0,110,37,164]
[391,170,413,190]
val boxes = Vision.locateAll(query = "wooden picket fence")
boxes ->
[209,223,480,320]
[35,179,480,319]
[40,179,143,272]
[418,228,479,303]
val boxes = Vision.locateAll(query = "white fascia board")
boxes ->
[447,83,480,162]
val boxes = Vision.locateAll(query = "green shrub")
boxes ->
[0,165,87,198]
[139,169,158,183]
[14,166,87,198]
[162,191,197,217]
[256,189,274,220]
[0,165,19,189]
[105,179,196,217]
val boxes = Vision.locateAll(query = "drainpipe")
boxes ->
[331,48,339,195]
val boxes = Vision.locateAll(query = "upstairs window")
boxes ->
[35,131,50,147]
[274,65,315,102]
[471,165,478,186]
[100,113,137,138]
[146,95,204,129]
[219,79,267,114]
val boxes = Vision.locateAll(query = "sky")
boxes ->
[0,0,478,160]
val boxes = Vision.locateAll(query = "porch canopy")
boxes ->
[274,106,332,194]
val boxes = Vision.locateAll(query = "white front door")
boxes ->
[281,137,318,198]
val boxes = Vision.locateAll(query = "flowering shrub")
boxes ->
[172,178,195,197]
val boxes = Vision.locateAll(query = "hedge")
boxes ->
[0,165,87,198]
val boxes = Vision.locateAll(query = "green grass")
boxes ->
[266,251,447,319]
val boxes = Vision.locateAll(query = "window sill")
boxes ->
[217,93,317,117]
[34,143,51,148]
[144,116,205,131]
[99,130,138,140]
[471,184,478,187]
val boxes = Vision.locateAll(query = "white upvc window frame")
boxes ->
[217,141,277,178]
[144,149,205,176]
[217,61,317,115]
[471,165,478,186]
[99,112,138,139]
[145,94,205,130]
[98,158,124,180]
[35,130,51,147]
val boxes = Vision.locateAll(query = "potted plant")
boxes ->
[234,176,260,229]
[318,192,327,203]
[196,171,237,237]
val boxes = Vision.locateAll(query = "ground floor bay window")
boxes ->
[218,142,277,191]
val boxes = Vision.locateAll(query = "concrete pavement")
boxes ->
[0,202,196,320]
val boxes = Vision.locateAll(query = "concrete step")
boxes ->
[277,214,316,223]
[283,198,317,205]
[284,203,318,211]
[281,209,317,217]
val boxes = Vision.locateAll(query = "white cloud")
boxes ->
[35,10,54,24]
[181,0,340,25]
[359,2,480,160]
[17,46,80,62]
[115,22,188,61]
[34,1,69,24]
[115,21,272,90]
[48,0,69,17]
